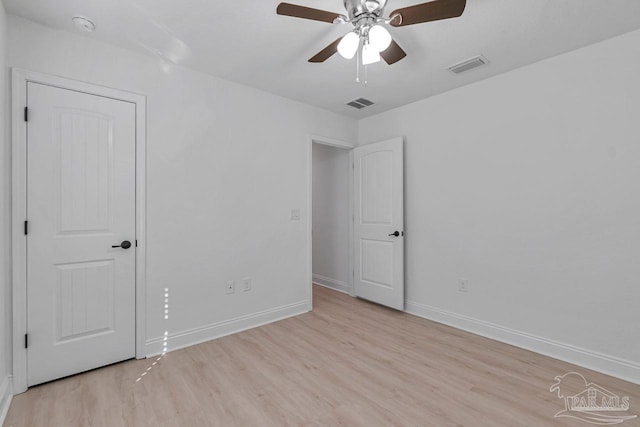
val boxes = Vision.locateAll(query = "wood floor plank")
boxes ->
[4,285,639,426]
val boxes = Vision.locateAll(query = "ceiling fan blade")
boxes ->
[308,38,342,63]
[380,40,407,65]
[277,3,343,24]
[389,0,466,27]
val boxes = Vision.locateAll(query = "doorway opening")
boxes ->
[308,136,355,310]
[308,136,405,311]
[312,142,352,294]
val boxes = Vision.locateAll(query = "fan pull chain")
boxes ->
[356,48,360,83]
[364,64,368,87]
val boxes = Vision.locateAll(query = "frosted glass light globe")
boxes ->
[362,42,381,65]
[338,32,360,59]
[369,25,392,52]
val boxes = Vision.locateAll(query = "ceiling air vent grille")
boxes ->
[448,55,489,74]
[347,98,375,109]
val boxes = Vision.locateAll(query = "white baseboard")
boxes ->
[146,301,309,356]
[0,375,13,426]
[312,274,350,294]
[405,300,640,385]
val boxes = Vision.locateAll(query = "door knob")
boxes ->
[388,231,400,237]
[112,240,132,249]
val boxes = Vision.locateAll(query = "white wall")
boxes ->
[6,16,357,359]
[312,143,350,293]
[0,0,12,416]
[359,29,640,383]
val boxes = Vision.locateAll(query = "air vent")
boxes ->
[448,55,489,74]
[347,98,375,109]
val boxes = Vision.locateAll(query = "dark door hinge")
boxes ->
[24,220,28,235]
[25,333,28,349]
[24,106,28,122]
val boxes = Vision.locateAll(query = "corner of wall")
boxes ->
[0,375,13,425]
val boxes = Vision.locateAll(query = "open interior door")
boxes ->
[353,137,404,310]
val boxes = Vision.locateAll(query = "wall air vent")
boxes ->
[347,98,375,109]
[448,55,489,74]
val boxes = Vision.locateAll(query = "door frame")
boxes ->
[11,69,147,394]
[307,135,356,311]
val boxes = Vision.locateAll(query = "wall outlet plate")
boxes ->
[226,280,235,294]
[458,279,469,293]
[291,208,301,220]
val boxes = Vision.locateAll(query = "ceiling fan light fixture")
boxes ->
[276,0,468,71]
[338,32,360,59]
[362,42,381,65]
[368,24,392,52]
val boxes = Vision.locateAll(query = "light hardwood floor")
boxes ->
[5,285,640,426]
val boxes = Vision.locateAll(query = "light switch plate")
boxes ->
[242,277,252,292]
[291,209,301,220]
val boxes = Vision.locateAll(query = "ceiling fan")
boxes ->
[276,0,466,66]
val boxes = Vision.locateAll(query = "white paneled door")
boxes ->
[353,138,404,310]
[26,82,136,386]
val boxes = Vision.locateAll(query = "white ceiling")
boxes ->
[4,0,640,118]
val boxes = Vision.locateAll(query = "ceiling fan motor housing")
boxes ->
[344,0,386,21]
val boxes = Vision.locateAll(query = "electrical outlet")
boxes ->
[242,277,252,292]
[458,279,469,293]
[226,280,235,294]
[290,209,300,221]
